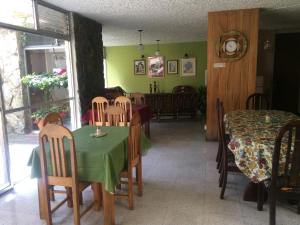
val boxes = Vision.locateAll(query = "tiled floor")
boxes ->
[0,120,299,225]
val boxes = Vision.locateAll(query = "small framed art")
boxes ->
[134,59,146,75]
[167,60,178,74]
[181,57,196,76]
[148,56,164,77]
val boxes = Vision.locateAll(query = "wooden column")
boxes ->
[206,9,259,140]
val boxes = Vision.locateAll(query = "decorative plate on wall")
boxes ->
[215,30,248,61]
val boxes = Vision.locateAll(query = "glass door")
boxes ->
[0,86,11,194]
[0,28,77,186]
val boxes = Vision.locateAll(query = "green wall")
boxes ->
[106,41,207,93]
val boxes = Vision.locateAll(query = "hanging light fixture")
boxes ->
[155,39,160,56]
[137,29,144,58]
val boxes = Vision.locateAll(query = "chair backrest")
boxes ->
[91,96,109,126]
[246,93,270,110]
[39,124,77,181]
[130,92,145,105]
[216,99,229,165]
[128,112,142,168]
[42,112,63,128]
[216,98,222,145]
[115,96,132,121]
[271,120,300,191]
[104,105,128,126]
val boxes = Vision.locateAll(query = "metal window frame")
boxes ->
[0,0,70,41]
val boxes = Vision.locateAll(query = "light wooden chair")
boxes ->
[115,112,142,210]
[42,112,63,127]
[115,96,132,125]
[130,92,145,105]
[104,106,128,127]
[91,96,109,126]
[41,112,64,202]
[39,124,101,225]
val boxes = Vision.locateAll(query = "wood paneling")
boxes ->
[206,9,259,140]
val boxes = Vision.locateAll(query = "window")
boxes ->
[0,0,34,28]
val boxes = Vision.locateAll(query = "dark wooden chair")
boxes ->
[39,124,101,225]
[115,112,143,209]
[217,100,241,199]
[269,120,300,225]
[216,98,222,169]
[246,93,270,110]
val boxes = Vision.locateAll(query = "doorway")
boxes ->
[272,33,300,115]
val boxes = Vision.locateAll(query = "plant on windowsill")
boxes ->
[21,72,68,129]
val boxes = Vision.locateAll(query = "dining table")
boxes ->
[225,110,299,210]
[81,104,153,138]
[28,125,151,225]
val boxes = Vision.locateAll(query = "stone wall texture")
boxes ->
[72,13,105,115]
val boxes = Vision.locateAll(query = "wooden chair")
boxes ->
[216,98,222,169]
[39,124,101,225]
[246,93,270,110]
[41,112,64,202]
[218,100,241,199]
[115,112,142,210]
[104,105,128,126]
[130,92,145,105]
[269,120,300,225]
[91,96,109,126]
[42,112,63,127]
[114,96,132,125]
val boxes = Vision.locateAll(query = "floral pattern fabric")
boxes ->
[225,110,299,183]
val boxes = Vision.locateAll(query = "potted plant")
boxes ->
[21,72,68,129]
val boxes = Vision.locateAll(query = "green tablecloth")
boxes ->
[28,126,151,193]
[225,110,299,183]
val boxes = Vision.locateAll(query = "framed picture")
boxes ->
[181,57,196,76]
[167,60,178,74]
[147,56,164,77]
[134,59,146,75]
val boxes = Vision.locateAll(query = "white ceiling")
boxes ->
[44,0,300,46]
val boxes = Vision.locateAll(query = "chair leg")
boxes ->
[219,168,224,187]
[136,161,143,197]
[66,188,73,208]
[79,192,83,205]
[220,169,227,199]
[128,169,134,210]
[218,156,223,173]
[297,196,300,214]
[49,185,55,201]
[44,187,52,225]
[257,182,264,211]
[269,185,276,225]
[72,186,81,225]
[216,142,221,162]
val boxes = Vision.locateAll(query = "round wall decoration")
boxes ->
[215,30,248,61]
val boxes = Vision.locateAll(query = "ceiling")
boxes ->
[44,0,300,46]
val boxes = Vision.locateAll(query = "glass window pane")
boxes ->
[0,0,34,28]
[38,4,69,36]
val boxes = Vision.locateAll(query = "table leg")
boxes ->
[37,178,46,219]
[144,121,150,138]
[243,182,267,211]
[102,184,115,225]
[92,183,102,211]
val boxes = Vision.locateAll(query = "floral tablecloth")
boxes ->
[225,110,299,183]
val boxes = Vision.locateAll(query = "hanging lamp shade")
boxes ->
[155,39,160,56]
[137,29,144,57]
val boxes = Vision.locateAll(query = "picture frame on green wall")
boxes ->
[148,56,164,77]
[134,59,146,75]
[181,57,196,76]
[167,60,178,74]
